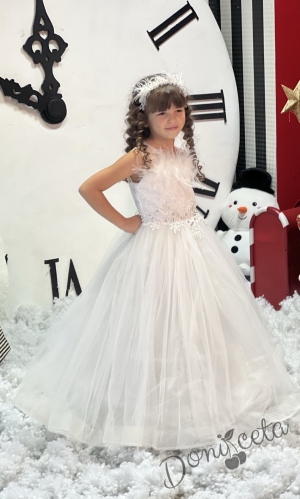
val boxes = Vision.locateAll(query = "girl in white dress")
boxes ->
[12,73,300,451]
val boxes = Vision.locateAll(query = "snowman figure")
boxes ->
[217,168,279,278]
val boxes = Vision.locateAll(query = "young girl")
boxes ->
[12,73,300,451]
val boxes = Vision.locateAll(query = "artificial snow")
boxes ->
[1,292,300,498]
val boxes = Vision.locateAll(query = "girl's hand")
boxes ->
[123,214,142,235]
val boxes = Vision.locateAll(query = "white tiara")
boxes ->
[133,73,189,110]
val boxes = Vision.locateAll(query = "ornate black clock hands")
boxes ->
[0,0,68,124]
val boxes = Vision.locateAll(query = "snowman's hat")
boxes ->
[232,168,274,194]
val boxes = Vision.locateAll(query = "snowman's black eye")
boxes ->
[233,201,238,205]
[252,202,257,206]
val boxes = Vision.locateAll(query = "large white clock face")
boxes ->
[0,0,239,310]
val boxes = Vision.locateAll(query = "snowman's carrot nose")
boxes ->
[237,206,248,213]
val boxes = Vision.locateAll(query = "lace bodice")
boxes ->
[127,144,207,238]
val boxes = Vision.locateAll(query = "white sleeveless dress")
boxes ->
[11,145,300,450]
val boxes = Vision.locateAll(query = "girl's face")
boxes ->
[146,103,186,141]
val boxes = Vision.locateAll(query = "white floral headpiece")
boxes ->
[133,73,189,110]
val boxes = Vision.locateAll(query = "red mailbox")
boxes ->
[250,206,300,310]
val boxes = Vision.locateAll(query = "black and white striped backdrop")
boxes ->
[205,0,276,192]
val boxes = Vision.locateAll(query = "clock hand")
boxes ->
[0,78,42,110]
[23,0,68,98]
[0,77,65,124]
[23,0,68,124]
[0,0,68,124]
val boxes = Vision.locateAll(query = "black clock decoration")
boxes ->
[44,258,82,302]
[0,0,68,124]
[188,91,227,123]
[147,2,199,50]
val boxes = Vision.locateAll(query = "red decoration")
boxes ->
[250,206,300,310]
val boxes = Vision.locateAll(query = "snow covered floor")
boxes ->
[1,294,300,499]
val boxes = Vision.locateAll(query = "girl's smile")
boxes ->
[147,103,186,144]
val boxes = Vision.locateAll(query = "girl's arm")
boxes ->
[78,150,143,231]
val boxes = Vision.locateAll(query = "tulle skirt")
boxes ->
[11,220,300,450]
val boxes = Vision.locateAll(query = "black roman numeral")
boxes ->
[44,258,60,300]
[193,178,220,218]
[147,1,198,50]
[65,259,82,297]
[45,258,82,302]
[196,205,209,218]
[188,90,227,122]
[194,177,220,198]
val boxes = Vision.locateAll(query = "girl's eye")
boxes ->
[158,112,165,115]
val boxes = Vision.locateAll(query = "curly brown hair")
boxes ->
[123,75,205,183]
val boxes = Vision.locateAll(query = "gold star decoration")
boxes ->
[281,81,300,123]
